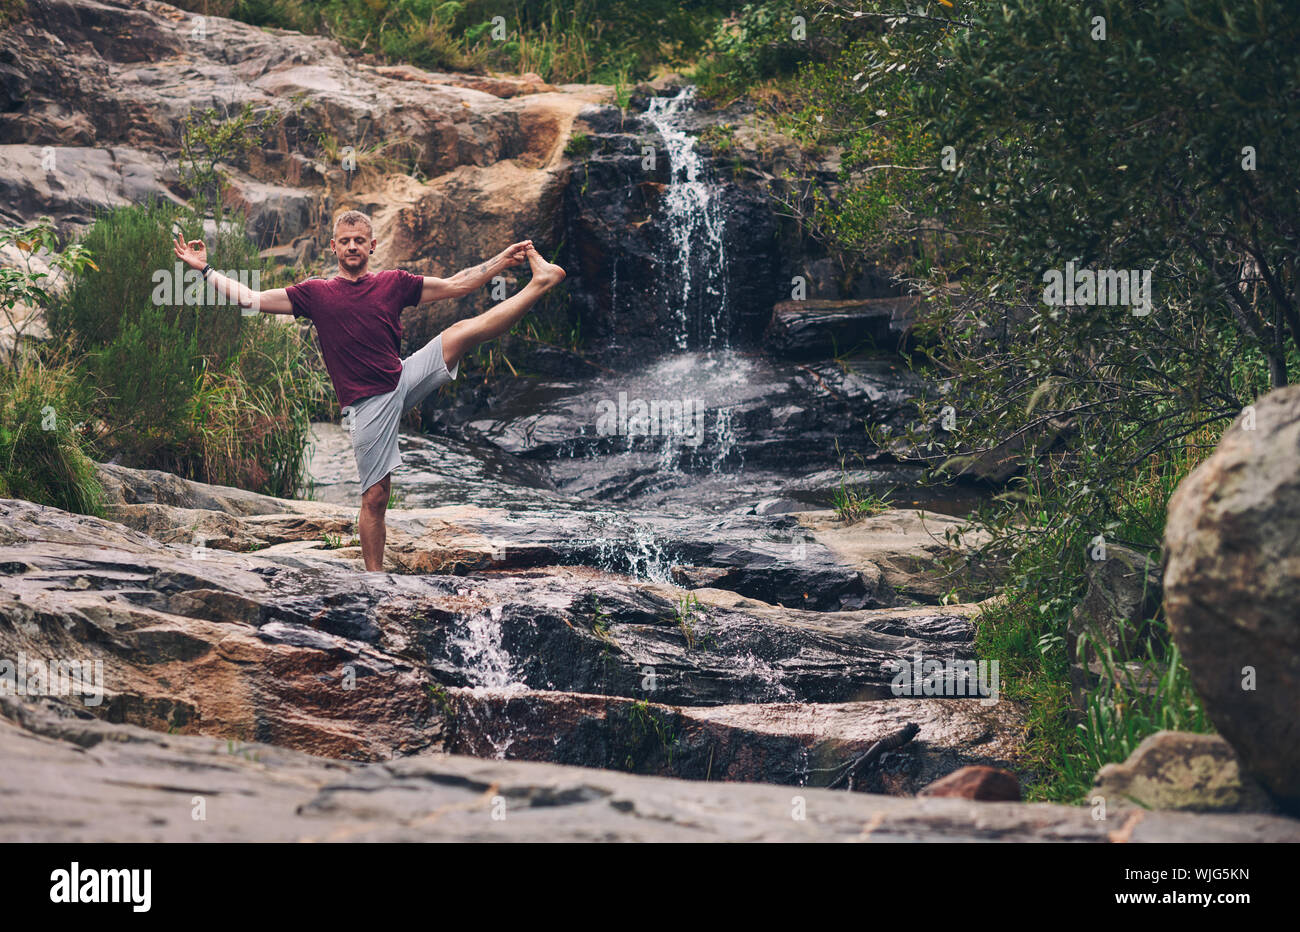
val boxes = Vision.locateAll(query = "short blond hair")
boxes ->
[332,209,373,239]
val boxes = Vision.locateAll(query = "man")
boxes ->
[172,208,565,571]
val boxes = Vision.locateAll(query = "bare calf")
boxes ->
[358,473,391,571]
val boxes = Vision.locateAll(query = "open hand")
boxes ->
[172,232,208,270]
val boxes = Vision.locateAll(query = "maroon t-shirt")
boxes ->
[286,269,424,408]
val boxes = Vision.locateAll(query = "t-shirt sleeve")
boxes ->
[393,269,425,309]
[285,279,317,320]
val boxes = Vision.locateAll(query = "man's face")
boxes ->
[332,223,375,273]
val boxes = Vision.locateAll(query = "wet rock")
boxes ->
[1093,732,1278,813]
[0,496,983,726]
[751,497,809,516]
[446,688,1026,794]
[428,348,928,512]
[559,90,783,361]
[1164,385,1300,815]
[298,420,562,510]
[0,510,444,760]
[763,296,921,358]
[5,697,1297,842]
[919,766,1021,801]
[794,509,1001,603]
[95,462,1000,612]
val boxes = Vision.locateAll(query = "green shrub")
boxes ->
[169,0,736,85]
[0,337,105,515]
[47,198,326,497]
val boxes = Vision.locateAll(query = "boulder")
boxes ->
[919,765,1022,802]
[1163,386,1300,814]
[762,296,921,358]
[222,173,320,249]
[0,143,184,228]
[1093,732,1277,813]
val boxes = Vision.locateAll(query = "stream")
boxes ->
[297,86,997,791]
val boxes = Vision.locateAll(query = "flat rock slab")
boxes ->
[0,497,989,762]
[796,509,1000,602]
[446,687,1026,794]
[4,697,1296,842]
[763,296,922,358]
[97,462,998,612]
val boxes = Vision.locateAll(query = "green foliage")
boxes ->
[0,217,99,372]
[756,0,1297,797]
[321,531,360,549]
[0,218,105,512]
[672,591,705,650]
[171,0,736,85]
[0,0,26,26]
[580,592,616,644]
[622,699,681,769]
[564,131,594,158]
[917,0,1299,387]
[830,443,894,523]
[45,195,327,498]
[693,1,829,97]
[0,337,106,515]
[426,682,457,718]
[178,102,282,214]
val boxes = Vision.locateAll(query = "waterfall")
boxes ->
[447,604,522,691]
[642,86,732,350]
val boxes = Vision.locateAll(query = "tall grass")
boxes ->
[971,433,1222,802]
[0,335,106,515]
[167,0,731,86]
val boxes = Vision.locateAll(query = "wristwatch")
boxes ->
[201,263,213,278]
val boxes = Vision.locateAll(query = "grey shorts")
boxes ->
[342,332,459,494]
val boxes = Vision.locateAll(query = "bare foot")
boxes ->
[526,244,566,288]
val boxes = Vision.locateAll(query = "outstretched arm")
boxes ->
[419,240,533,303]
[171,233,292,314]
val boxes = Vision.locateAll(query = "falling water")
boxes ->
[642,86,732,350]
[446,603,521,691]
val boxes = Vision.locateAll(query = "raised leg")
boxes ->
[358,472,391,571]
[439,245,566,371]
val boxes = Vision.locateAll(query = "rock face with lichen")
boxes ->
[1093,732,1277,814]
[1163,385,1300,815]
